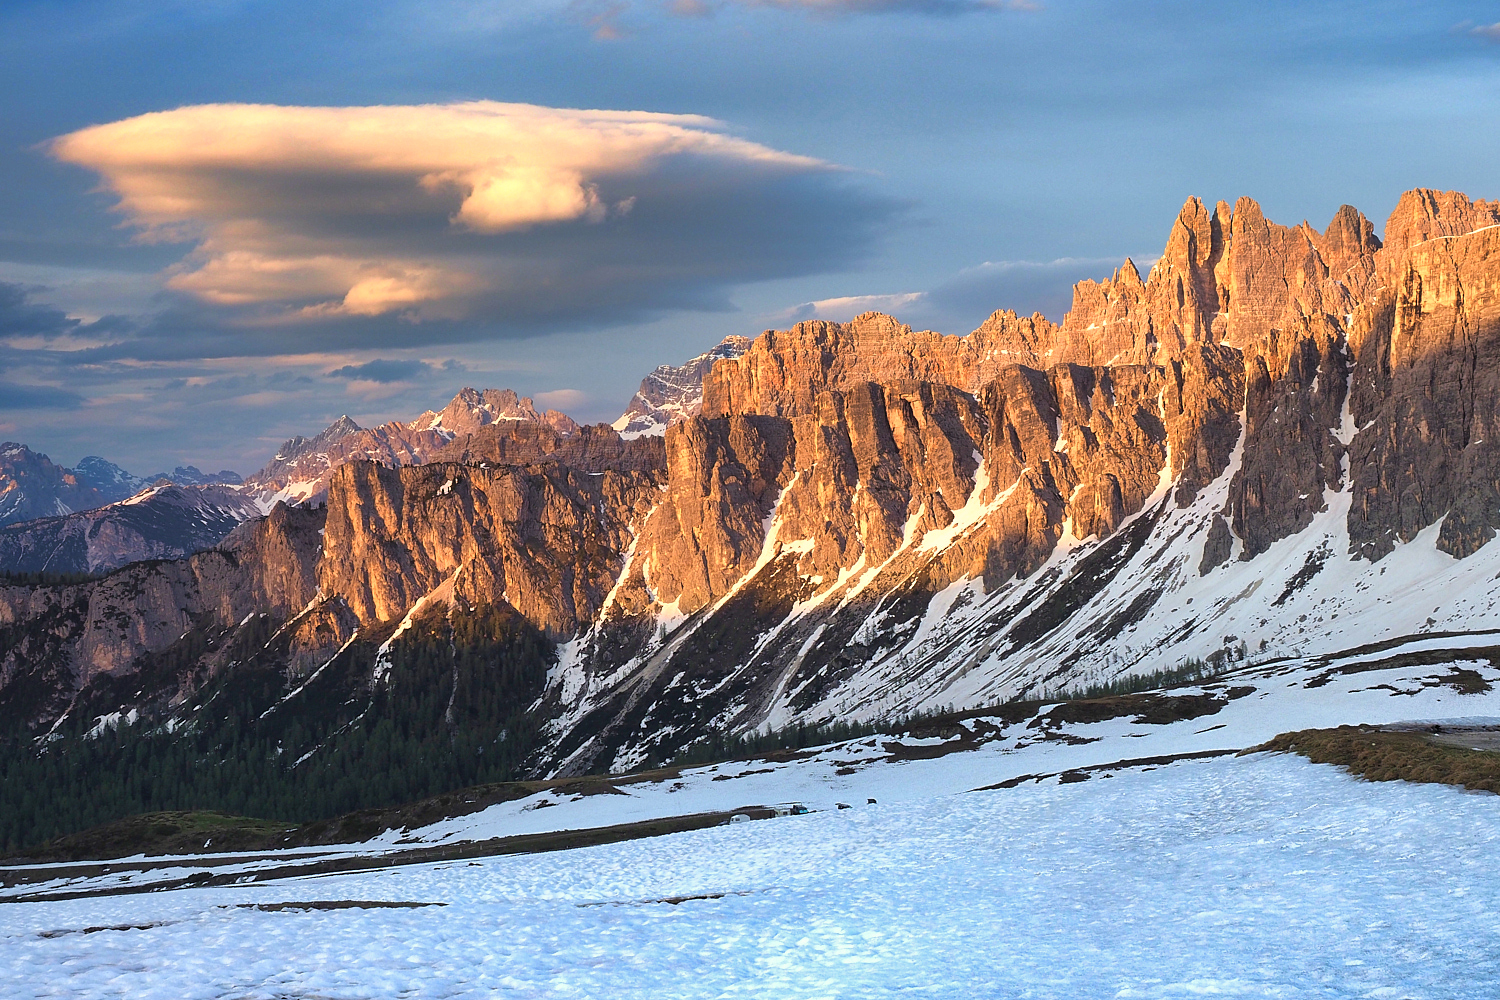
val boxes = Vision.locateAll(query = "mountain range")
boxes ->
[0,445,242,528]
[0,389,598,577]
[3,186,1499,849]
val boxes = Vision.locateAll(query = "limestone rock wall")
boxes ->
[0,503,323,692]
[318,461,662,636]
[1347,191,1500,559]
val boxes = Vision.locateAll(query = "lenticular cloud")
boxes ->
[50,102,836,325]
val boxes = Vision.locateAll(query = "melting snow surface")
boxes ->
[10,650,1500,996]
[5,751,1500,998]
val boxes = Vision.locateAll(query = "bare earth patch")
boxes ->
[1258,725,1500,794]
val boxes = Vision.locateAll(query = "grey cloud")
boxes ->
[0,382,85,409]
[723,0,1036,14]
[54,172,899,361]
[0,282,81,338]
[919,256,1130,330]
[327,358,435,382]
[0,281,138,343]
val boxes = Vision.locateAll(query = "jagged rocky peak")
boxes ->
[612,335,753,439]
[267,415,364,468]
[985,195,1382,368]
[1381,188,1500,256]
[72,456,142,501]
[411,387,578,439]
[245,387,583,507]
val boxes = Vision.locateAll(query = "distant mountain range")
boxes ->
[243,388,581,507]
[2,350,728,533]
[0,444,242,528]
[0,483,267,577]
[0,384,658,576]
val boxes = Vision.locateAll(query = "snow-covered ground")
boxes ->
[5,751,1500,999]
[6,640,1500,997]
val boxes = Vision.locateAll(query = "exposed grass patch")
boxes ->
[1259,726,1500,794]
[24,811,295,863]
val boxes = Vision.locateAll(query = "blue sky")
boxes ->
[1,0,1498,474]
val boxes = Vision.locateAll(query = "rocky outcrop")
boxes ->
[613,335,752,438]
[318,461,661,636]
[432,421,665,474]
[1346,191,1500,559]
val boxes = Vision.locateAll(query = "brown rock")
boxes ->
[1347,202,1500,558]
[318,461,660,636]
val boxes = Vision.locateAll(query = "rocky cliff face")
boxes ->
[0,503,324,727]
[1345,190,1500,560]
[431,421,665,474]
[7,187,1500,784]
[319,460,661,636]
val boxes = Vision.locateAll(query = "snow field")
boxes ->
[6,752,1500,999]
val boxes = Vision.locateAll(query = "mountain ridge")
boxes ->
[245,388,583,507]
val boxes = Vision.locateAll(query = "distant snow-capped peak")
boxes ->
[613,334,752,439]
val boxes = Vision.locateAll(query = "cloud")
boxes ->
[0,281,134,351]
[49,101,891,348]
[1472,23,1500,43]
[0,282,80,339]
[573,0,632,37]
[723,0,1037,13]
[326,358,437,382]
[532,388,589,410]
[0,382,85,410]
[922,256,1130,326]
[777,291,925,323]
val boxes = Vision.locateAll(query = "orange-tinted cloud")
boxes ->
[51,101,830,322]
